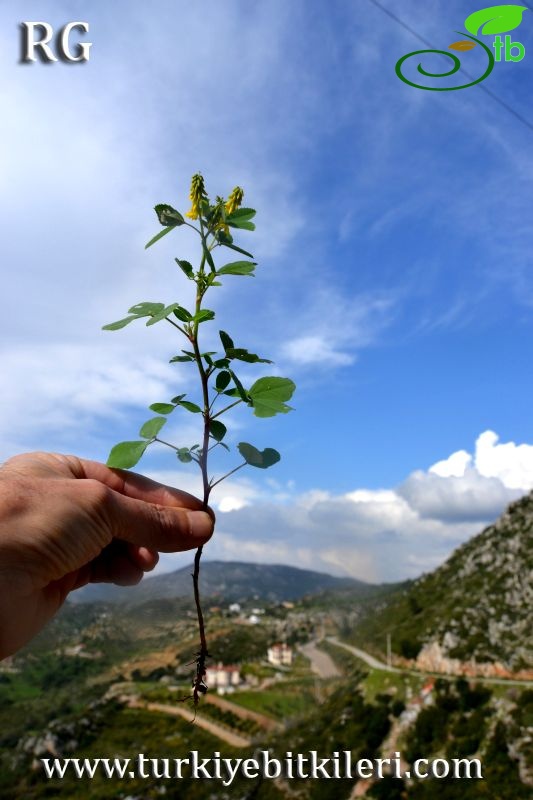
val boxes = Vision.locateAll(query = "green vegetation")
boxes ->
[350,493,533,671]
[231,686,316,721]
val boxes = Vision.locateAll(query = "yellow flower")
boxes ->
[186,173,208,220]
[225,186,244,216]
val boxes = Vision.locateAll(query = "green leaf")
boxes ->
[178,400,202,413]
[154,204,185,227]
[128,302,165,317]
[217,261,256,277]
[215,370,231,392]
[226,347,272,364]
[203,243,216,271]
[227,207,256,222]
[146,303,180,326]
[193,309,215,324]
[214,358,230,369]
[209,419,227,441]
[216,233,254,259]
[149,402,175,414]
[170,354,194,363]
[238,442,281,469]
[173,306,193,323]
[145,225,175,250]
[170,394,186,403]
[219,330,235,351]
[175,259,194,279]
[465,4,527,35]
[139,417,167,438]
[177,448,193,463]
[248,376,295,418]
[102,316,139,331]
[228,220,255,231]
[228,369,249,403]
[106,440,148,469]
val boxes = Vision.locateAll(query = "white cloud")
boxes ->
[398,469,522,523]
[282,335,355,367]
[150,430,533,584]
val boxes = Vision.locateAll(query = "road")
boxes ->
[300,641,341,679]
[326,637,400,672]
[326,637,533,687]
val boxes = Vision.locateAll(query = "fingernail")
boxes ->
[188,510,214,541]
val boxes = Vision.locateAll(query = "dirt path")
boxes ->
[128,698,252,748]
[300,641,340,679]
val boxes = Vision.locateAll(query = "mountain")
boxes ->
[71,560,369,605]
[352,491,533,673]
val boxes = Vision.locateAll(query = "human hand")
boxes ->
[0,451,214,659]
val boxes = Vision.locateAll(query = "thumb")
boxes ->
[105,489,214,552]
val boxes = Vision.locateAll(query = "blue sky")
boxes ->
[2,0,533,582]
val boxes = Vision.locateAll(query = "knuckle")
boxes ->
[80,478,111,508]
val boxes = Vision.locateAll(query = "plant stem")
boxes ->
[211,398,242,420]
[188,224,212,704]
[209,460,247,489]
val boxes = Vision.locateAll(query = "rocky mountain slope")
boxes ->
[352,492,533,673]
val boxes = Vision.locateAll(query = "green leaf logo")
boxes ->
[465,4,528,36]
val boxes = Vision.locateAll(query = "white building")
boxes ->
[205,663,241,694]
[267,643,293,667]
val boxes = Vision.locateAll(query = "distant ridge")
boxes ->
[71,560,369,605]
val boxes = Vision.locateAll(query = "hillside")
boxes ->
[351,491,533,673]
[71,560,371,605]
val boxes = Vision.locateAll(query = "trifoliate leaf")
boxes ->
[128,302,165,317]
[146,303,181,326]
[238,442,280,469]
[248,377,295,418]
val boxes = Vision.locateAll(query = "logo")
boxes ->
[396,4,527,90]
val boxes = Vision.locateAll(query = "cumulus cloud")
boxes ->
[153,430,533,584]
[398,469,522,523]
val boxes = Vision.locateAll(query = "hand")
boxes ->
[0,451,214,659]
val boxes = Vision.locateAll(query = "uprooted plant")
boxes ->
[102,174,295,709]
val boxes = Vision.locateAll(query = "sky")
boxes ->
[2,0,533,583]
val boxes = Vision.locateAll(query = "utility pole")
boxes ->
[386,633,392,668]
